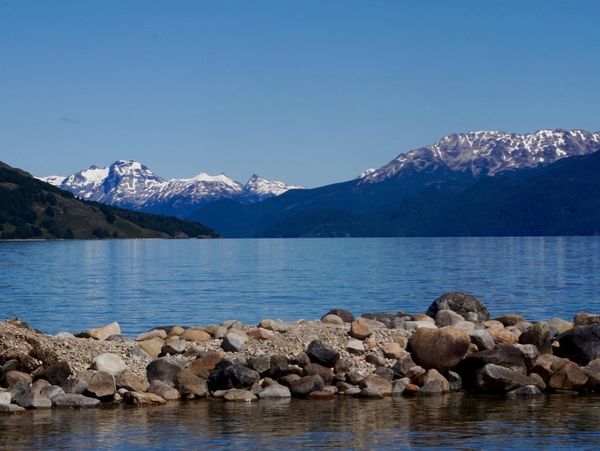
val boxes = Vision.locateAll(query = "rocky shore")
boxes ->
[2,292,600,413]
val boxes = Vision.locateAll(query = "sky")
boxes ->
[1,0,599,187]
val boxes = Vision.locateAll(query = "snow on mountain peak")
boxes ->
[361,129,600,183]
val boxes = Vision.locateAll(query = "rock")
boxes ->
[556,324,600,364]
[86,371,116,398]
[574,312,600,326]
[137,338,165,358]
[474,364,538,393]
[447,371,462,391]
[10,384,52,409]
[87,322,121,341]
[223,389,257,402]
[306,340,340,368]
[323,309,354,323]
[346,339,365,355]
[291,352,311,368]
[168,326,186,337]
[0,392,11,406]
[402,321,437,331]
[383,342,405,359]
[518,323,554,354]
[147,357,182,386]
[123,391,166,405]
[148,380,180,400]
[0,404,25,413]
[360,374,392,396]
[507,385,542,397]
[247,328,275,340]
[362,313,399,329]
[514,321,534,333]
[207,364,260,391]
[403,384,420,395]
[34,361,72,386]
[583,359,600,388]
[91,353,127,376]
[334,359,350,375]
[392,378,410,395]
[349,318,373,340]
[435,310,465,327]
[358,387,384,398]
[116,372,150,392]
[426,292,490,322]
[489,329,518,344]
[530,354,566,382]
[268,355,288,378]
[290,375,325,397]
[62,377,89,394]
[484,320,505,331]
[392,355,419,378]
[183,329,212,342]
[408,327,471,369]
[246,355,271,375]
[304,363,334,384]
[548,317,573,334]
[420,369,450,393]
[364,353,386,367]
[5,371,32,387]
[135,329,167,341]
[306,390,333,400]
[548,361,588,390]
[221,330,248,352]
[374,367,394,381]
[188,352,223,379]
[279,374,301,387]
[175,369,208,398]
[40,385,64,400]
[31,379,50,394]
[513,344,540,370]
[258,384,291,399]
[161,339,187,355]
[468,329,495,351]
[51,393,101,407]
[258,319,288,332]
[495,315,524,327]
[321,314,345,325]
[412,313,435,323]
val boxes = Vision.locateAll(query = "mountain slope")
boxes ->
[263,150,600,237]
[40,160,303,218]
[0,162,218,240]
[190,129,600,237]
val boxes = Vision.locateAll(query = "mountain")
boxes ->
[0,161,218,240]
[189,129,600,237]
[39,160,302,218]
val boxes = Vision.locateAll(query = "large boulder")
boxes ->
[188,352,223,379]
[518,323,555,354]
[116,372,149,392]
[146,357,183,386]
[306,340,339,368]
[426,292,490,322]
[34,361,72,386]
[85,371,116,398]
[290,375,325,397]
[360,374,392,396]
[548,360,588,391]
[207,364,260,391]
[408,327,471,369]
[556,324,600,364]
[176,369,208,398]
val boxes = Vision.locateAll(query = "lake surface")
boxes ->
[1,394,600,449]
[1,237,600,335]
[2,237,600,448]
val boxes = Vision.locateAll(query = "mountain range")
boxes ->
[38,161,303,218]
[38,129,600,237]
[0,162,217,240]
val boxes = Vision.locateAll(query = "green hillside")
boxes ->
[0,162,218,240]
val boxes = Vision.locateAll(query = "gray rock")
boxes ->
[223,388,257,401]
[469,329,495,351]
[11,384,52,409]
[345,387,361,396]
[86,371,116,398]
[207,364,260,391]
[0,391,11,406]
[161,340,187,355]
[147,357,183,386]
[148,380,180,400]
[290,375,325,397]
[40,385,65,400]
[392,378,411,395]
[323,309,354,323]
[346,339,365,355]
[0,404,25,412]
[435,309,465,327]
[360,374,392,396]
[506,385,542,397]
[91,353,127,376]
[258,384,292,399]
[420,379,448,394]
[359,387,384,398]
[62,377,89,394]
[519,323,555,354]
[52,393,101,408]
[248,355,272,375]
[221,330,248,352]
[306,340,340,368]
[447,371,462,391]
[475,364,538,393]
[426,292,490,322]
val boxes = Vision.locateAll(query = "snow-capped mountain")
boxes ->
[361,129,600,183]
[38,160,303,218]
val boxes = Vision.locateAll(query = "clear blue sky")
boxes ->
[1,0,599,187]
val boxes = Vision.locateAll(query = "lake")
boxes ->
[1,237,599,335]
[2,237,600,448]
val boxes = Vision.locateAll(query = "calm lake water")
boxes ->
[1,237,600,335]
[2,237,600,449]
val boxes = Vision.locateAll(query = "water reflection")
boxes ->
[1,394,600,449]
